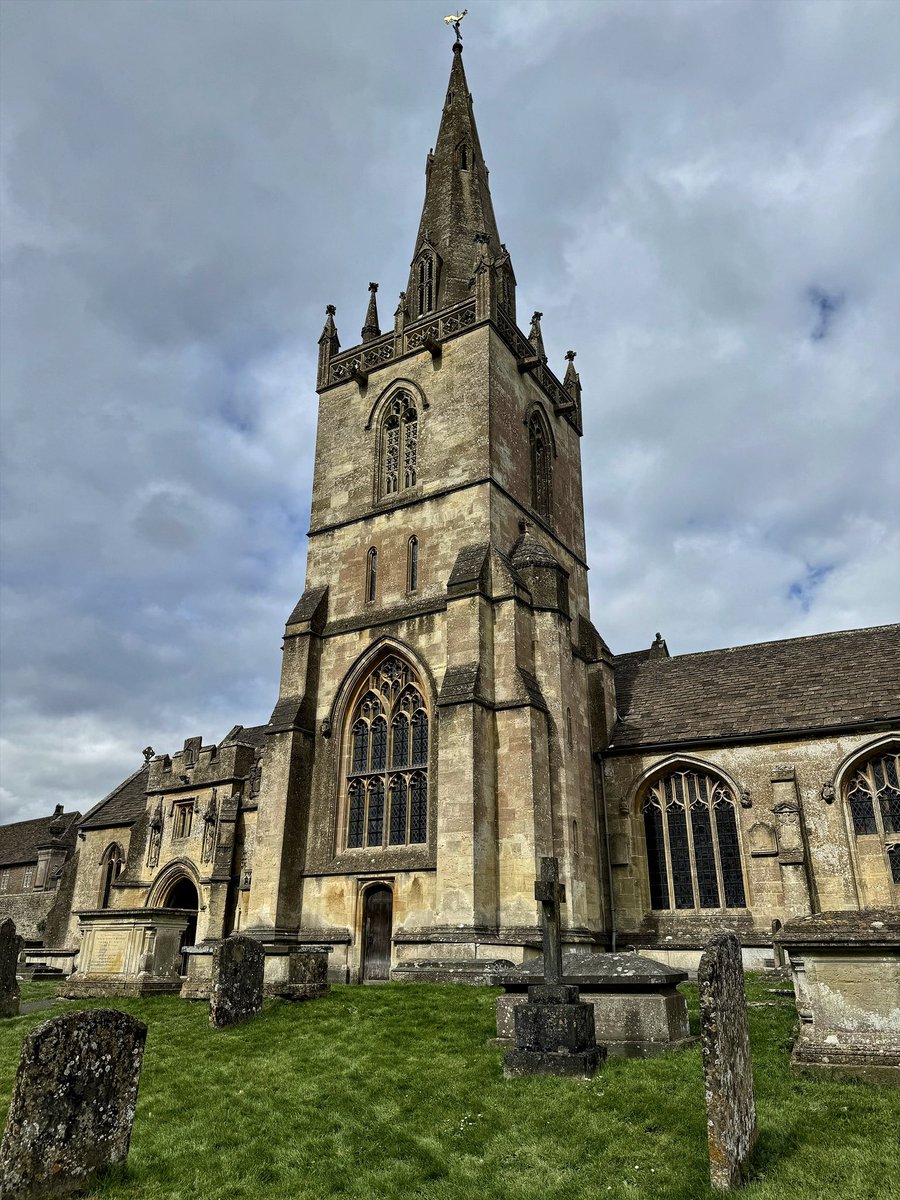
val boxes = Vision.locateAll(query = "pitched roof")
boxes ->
[0,808,81,867]
[80,765,150,831]
[610,623,900,749]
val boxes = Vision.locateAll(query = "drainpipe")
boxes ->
[595,753,617,953]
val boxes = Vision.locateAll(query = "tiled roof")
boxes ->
[0,808,81,867]
[220,724,269,750]
[80,765,150,831]
[611,624,900,749]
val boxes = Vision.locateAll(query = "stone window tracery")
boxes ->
[642,770,746,911]
[416,252,435,316]
[344,655,429,850]
[846,750,900,884]
[528,410,552,522]
[98,842,124,908]
[380,391,418,498]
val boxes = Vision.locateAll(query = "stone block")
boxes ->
[268,946,330,1001]
[698,932,757,1191]
[209,934,265,1028]
[0,917,22,1018]
[503,989,605,1079]
[0,1008,147,1198]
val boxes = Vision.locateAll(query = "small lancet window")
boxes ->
[528,410,552,522]
[366,547,378,603]
[343,655,430,850]
[642,770,746,912]
[381,392,418,498]
[407,536,419,592]
[458,143,469,171]
[416,252,435,316]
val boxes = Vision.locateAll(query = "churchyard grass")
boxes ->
[2,975,897,1200]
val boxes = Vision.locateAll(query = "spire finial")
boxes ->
[361,282,381,343]
[528,311,547,363]
[444,9,467,48]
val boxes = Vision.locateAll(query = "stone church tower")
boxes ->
[244,40,610,980]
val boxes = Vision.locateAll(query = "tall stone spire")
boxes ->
[407,41,504,313]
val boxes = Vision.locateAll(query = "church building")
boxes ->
[8,38,898,990]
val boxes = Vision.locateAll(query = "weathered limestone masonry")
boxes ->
[698,933,757,1192]
[0,1009,147,1199]
[775,909,900,1082]
[0,917,22,1018]
[242,38,606,984]
[209,933,265,1028]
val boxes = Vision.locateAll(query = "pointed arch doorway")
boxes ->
[361,884,393,982]
[162,875,199,975]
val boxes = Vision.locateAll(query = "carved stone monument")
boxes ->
[0,917,23,1018]
[62,908,191,998]
[503,858,604,1079]
[0,1008,147,1198]
[269,945,330,1001]
[698,932,757,1191]
[209,933,265,1028]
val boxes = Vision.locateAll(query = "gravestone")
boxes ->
[698,933,757,1191]
[209,933,265,1028]
[270,946,330,1001]
[0,1008,147,1199]
[0,917,23,1018]
[503,857,604,1079]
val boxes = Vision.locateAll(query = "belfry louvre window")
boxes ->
[345,655,429,850]
[381,392,418,497]
[642,770,746,910]
[415,252,435,316]
[846,750,900,884]
[528,411,551,522]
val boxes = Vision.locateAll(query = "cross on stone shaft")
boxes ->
[534,856,566,985]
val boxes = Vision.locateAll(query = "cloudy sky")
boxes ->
[2,0,898,822]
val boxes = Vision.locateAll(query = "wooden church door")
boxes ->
[362,885,393,982]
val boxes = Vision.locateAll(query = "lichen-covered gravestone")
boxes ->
[209,933,265,1028]
[0,1008,147,1199]
[698,932,757,1191]
[0,917,23,1018]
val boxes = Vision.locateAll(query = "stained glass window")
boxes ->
[344,654,429,850]
[846,749,900,889]
[642,770,746,911]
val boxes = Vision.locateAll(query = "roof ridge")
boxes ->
[649,623,900,664]
[79,762,149,826]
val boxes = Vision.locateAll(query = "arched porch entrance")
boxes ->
[161,875,199,975]
[361,884,393,982]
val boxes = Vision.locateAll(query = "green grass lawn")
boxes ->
[2,974,898,1199]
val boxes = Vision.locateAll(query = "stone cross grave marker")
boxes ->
[698,932,757,1191]
[0,917,22,1018]
[0,1008,147,1199]
[209,933,265,1028]
[503,856,604,1078]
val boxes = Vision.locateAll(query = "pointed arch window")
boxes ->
[98,842,125,908]
[366,547,378,603]
[416,251,435,316]
[458,142,469,171]
[381,391,418,497]
[528,410,552,522]
[344,655,430,850]
[642,770,746,911]
[846,749,900,886]
[407,536,419,593]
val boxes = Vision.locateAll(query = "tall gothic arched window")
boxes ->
[528,410,552,522]
[846,749,900,886]
[642,769,746,911]
[381,391,418,498]
[415,251,435,316]
[98,842,124,908]
[344,655,429,850]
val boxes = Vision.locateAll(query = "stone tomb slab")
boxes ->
[0,1008,147,1199]
[0,917,22,1018]
[495,951,694,1056]
[268,946,330,1001]
[698,932,757,1192]
[774,908,900,1082]
[209,934,265,1028]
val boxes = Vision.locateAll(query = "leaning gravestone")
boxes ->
[0,1008,147,1199]
[698,932,757,1191]
[503,857,604,1079]
[209,933,265,1028]
[0,917,23,1018]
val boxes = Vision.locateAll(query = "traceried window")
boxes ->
[416,251,435,316]
[98,843,124,908]
[846,749,900,885]
[380,391,418,498]
[528,410,551,522]
[642,770,746,911]
[172,801,194,840]
[344,655,429,850]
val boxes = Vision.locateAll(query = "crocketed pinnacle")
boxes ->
[361,283,381,343]
[318,304,339,350]
[407,42,504,310]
